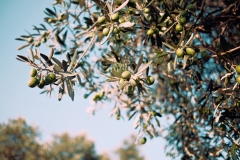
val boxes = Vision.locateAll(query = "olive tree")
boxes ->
[16,0,240,159]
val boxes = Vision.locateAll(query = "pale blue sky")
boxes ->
[0,1,170,159]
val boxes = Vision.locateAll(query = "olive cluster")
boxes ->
[175,47,196,57]
[119,70,155,95]
[235,65,240,83]
[27,68,56,89]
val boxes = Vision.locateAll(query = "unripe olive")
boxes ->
[121,71,131,79]
[111,13,119,21]
[41,38,47,43]
[28,37,34,43]
[237,75,240,84]
[125,85,135,95]
[180,10,188,17]
[130,79,137,87]
[38,78,45,89]
[97,16,106,24]
[84,94,88,99]
[118,17,125,23]
[41,31,47,37]
[143,123,148,129]
[186,47,195,56]
[99,92,105,99]
[113,27,120,34]
[179,17,187,25]
[34,41,41,47]
[45,73,56,84]
[175,24,183,32]
[151,110,157,117]
[102,28,110,36]
[187,4,195,11]
[176,48,184,57]
[116,0,121,5]
[116,114,121,120]
[201,51,208,58]
[128,8,134,14]
[48,18,53,23]
[144,8,150,14]
[146,76,155,85]
[141,137,147,144]
[119,78,126,85]
[147,28,154,37]
[60,13,65,18]
[30,68,37,77]
[219,124,226,131]
[28,77,39,88]
[58,16,63,21]
[235,65,240,74]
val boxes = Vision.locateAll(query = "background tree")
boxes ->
[115,135,145,160]
[1,118,147,160]
[15,0,240,159]
[0,118,44,160]
[45,133,99,160]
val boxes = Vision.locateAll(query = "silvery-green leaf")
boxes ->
[100,24,114,46]
[134,54,143,73]
[120,81,128,90]
[119,22,135,28]
[111,70,122,78]
[52,57,64,69]
[106,78,119,82]
[135,60,152,76]
[155,117,160,127]
[231,144,237,160]
[113,0,129,13]
[48,48,54,60]
[183,55,190,69]
[69,49,78,71]
[17,43,30,50]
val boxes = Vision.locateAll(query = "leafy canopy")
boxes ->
[16,0,240,159]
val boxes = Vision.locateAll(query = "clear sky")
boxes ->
[0,1,170,160]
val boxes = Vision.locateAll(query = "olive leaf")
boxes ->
[134,54,143,73]
[135,60,153,76]
[100,24,114,46]
[119,22,135,28]
[113,0,129,13]
[17,44,30,50]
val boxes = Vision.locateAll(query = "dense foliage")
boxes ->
[0,118,144,160]
[16,0,240,159]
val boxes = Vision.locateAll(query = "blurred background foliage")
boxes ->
[15,0,240,159]
[0,118,145,160]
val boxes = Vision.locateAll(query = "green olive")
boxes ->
[118,17,125,23]
[237,75,240,84]
[141,137,147,144]
[186,47,195,56]
[146,76,155,85]
[111,13,119,21]
[28,77,39,88]
[103,28,110,36]
[176,48,184,57]
[175,24,183,32]
[179,17,187,25]
[235,65,240,74]
[38,78,45,89]
[27,37,34,43]
[45,73,56,84]
[97,16,106,24]
[144,8,150,14]
[121,71,131,79]
[30,68,37,77]
[147,28,154,37]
